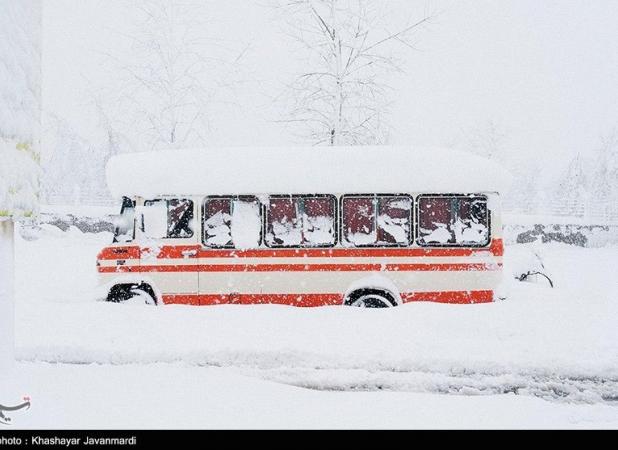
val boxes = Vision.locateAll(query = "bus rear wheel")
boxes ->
[345,289,397,308]
[107,283,157,305]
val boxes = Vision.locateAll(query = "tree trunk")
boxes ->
[0,219,15,372]
[331,0,342,146]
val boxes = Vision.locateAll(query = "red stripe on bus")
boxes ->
[385,263,501,272]
[96,239,503,261]
[97,246,141,260]
[401,290,493,304]
[98,262,502,273]
[200,264,383,272]
[161,290,494,306]
[161,294,202,306]
[163,293,343,307]
[199,239,503,258]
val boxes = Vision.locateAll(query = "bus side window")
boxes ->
[301,196,336,247]
[142,199,194,239]
[377,196,412,245]
[342,195,412,247]
[266,197,302,247]
[417,197,455,245]
[265,195,336,248]
[203,198,233,247]
[342,197,376,246]
[417,196,489,246]
[203,196,261,249]
[168,199,194,238]
[453,197,488,245]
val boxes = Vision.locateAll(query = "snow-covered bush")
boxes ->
[0,0,41,220]
[0,138,40,219]
[0,0,41,370]
[506,245,554,288]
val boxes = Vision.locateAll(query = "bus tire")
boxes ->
[107,283,157,305]
[345,289,397,308]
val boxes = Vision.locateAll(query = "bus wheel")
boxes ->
[107,283,157,305]
[345,289,397,308]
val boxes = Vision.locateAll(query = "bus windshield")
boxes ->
[113,197,135,243]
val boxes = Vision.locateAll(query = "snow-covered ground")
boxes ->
[4,224,618,428]
[3,362,616,429]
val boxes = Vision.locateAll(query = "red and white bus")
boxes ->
[97,146,509,307]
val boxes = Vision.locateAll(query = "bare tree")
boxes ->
[102,0,248,152]
[274,0,435,146]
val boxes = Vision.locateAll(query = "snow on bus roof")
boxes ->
[106,146,513,198]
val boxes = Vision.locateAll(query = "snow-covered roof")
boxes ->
[106,146,513,199]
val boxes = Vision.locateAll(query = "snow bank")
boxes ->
[5,362,617,429]
[13,228,618,404]
[106,146,513,198]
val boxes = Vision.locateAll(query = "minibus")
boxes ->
[97,146,508,307]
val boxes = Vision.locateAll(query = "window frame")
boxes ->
[264,194,338,249]
[415,193,491,248]
[201,195,262,249]
[142,198,195,240]
[113,196,136,243]
[340,193,414,248]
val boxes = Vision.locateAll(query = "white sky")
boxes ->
[42,0,618,172]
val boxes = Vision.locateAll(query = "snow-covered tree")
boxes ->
[42,115,110,205]
[0,0,41,370]
[463,120,509,162]
[275,0,434,145]
[553,153,588,217]
[101,0,247,152]
[501,161,546,216]
[589,129,618,222]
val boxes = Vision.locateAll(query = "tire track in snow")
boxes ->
[18,347,618,404]
[241,367,618,404]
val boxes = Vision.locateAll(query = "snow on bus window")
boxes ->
[302,197,336,247]
[203,197,261,249]
[231,198,261,249]
[342,196,412,247]
[377,197,411,245]
[142,199,194,239]
[203,198,233,247]
[342,197,376,246]
[266,197,302,247]
[417,196,489,246]
[265,196,336,248]
[142,200,169,239]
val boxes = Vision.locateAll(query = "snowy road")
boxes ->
[4,361,617,429]
[7,225,618,427]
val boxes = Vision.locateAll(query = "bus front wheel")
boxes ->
[107,283,157,305]
[345,289,397,308]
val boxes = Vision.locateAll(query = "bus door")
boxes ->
[139,198,199,303]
